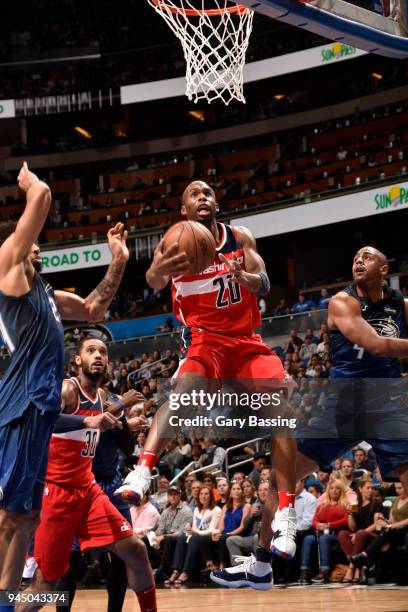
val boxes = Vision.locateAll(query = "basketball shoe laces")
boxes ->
[230,554,257,576]
[125,465,153,489]
[273,507,297,547]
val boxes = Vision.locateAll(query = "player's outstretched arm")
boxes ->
[219,226,269,295]
[329,293,408,358]
[0,163,51,276]
[146,239,190,289]
[55,223,128,322]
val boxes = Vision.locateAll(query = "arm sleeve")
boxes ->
[114,414,135,456]
[53,414,86,433]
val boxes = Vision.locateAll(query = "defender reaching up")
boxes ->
[0,163,129,597]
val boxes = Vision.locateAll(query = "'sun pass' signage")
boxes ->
[41,243,112,273]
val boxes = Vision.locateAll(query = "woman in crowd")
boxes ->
[242,479,257,505]
[351,482,408,570]
[165,485,222,586]
[338,478,384,583]
[299,479,349,583]
[212,482,251,569]
[318,469,357,506]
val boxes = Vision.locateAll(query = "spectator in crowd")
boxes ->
[247,453,267,488]
[150,475,170,512]
[340,458,357,491]
[260,467,271,483]
[318,470,357,506]
[242,479,257,504]
[299,479,349,583]
[307,483,323,499]
[338,478,384,583]
[299,336,317,363]
[133,430,146,458]
[216,477,230,509]
[351,482,408,571]
[212,482,251,569]
[151,486,193,583]
[130,493,161,537]
[305,328,319,344]
[286,329,303,354]
[187,480,202,512]
[353,446,378,474]
[175,433,192,462]
[199,437,226,470]
[231,472,246,485]
[317,288,331,310]
[184,474,196,502]
[316,333,330,358]
[274,299,290,316]
[291,293,316,314]
[167,486,222,586]
[227,481,269,564]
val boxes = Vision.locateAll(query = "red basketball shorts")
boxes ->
[34,481,133,581]
[175,329,289,380]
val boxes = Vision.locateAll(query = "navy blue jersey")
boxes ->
[0,274,65,426]
[330,284,407,378]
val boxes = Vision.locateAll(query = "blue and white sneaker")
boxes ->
[210,554,273,590]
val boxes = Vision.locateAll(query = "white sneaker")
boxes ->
[210,554,273,590]
[113,465,152,505]
[270,506,297,559]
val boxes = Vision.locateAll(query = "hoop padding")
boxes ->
[147,0,254,105]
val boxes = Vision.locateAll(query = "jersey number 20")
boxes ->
[213,276,242,308]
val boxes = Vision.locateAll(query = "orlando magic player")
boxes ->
[213,246,408,589]
[0,163,129,606]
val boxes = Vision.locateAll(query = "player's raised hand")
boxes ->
[84,412,123,431]
[151,238,191,277]
[127,415,149,432]
[121,389,145,408]
[17,162,42,193]
[107,222,129,262]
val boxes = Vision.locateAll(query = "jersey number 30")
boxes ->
[81,430,98,457]
[213,276,242,308]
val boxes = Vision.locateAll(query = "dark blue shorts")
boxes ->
[0,403,58,513]
[297,395,408,481]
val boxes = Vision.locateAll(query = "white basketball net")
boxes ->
[147,0,254,105]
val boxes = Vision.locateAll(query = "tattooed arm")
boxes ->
[55,222,129,322]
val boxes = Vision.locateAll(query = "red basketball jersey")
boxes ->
[171,222,260,337]
[46,377,103,487]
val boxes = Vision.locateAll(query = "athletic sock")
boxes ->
[136,584,157,612]
[278,490,296,510]
[255,545,273,564]
[137,450,158,471]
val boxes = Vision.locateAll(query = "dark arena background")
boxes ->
[0,1,408,611]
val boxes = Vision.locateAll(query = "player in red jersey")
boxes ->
[115,180,294,589]
[18,338,157,612]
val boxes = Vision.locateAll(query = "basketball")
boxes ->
[162,221,216,274]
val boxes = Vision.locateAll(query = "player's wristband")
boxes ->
[117,399,126,411]
[257,272,270,296]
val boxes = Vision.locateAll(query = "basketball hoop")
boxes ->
[147,0,254,105]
